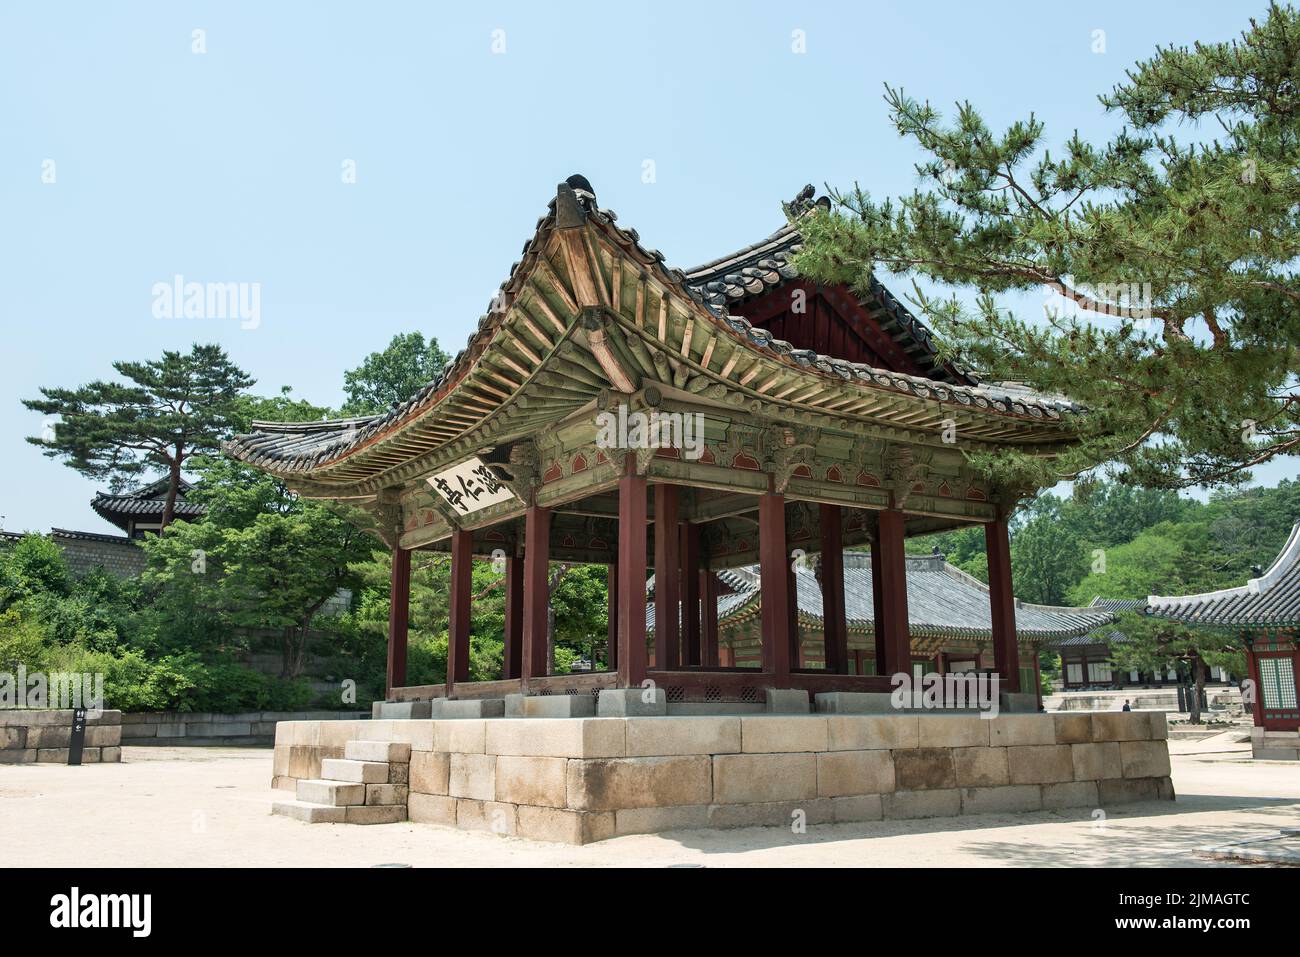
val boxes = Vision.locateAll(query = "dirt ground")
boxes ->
[1,737,1296,867]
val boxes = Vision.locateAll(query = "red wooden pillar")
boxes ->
[606,563,618,672]
[701,568,719,667]
[680,522,702,666]
[869,526,887,674]
[616,467,648,687]
[447,528,473,692]
[386,547,411,696]
[1032,648,1043,711]
[654,484,681,670]
[788,561,801,667]
[522,505,552,681]
[819,504,848,675]
[758,491,792,680]
[876,509,911,677]
[502,553,523,680]
[985,517,1020,693]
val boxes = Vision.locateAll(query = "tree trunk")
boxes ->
[160,453,182,532]
[1193,657,1207,725]
[1187,657,1202,724]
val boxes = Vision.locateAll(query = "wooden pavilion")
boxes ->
[225,176,1086,709]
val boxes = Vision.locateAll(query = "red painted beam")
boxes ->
[447,528,473,690]
[522,505,552,681]
[869,526,887,672]
[819,504,848,675]
[758,491,792,680]
[606,563,618,671]
[985,517,1020,693]
[876,509,911,677]
[386,547,411,696]
[503,553,523,680]
[701,568,719,667]
[681,521,702,666]
[617,467,648,687]
[654,484,682,670]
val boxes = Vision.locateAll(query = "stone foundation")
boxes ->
[0,710,122,763]
[272,710,1173,844]
[1251,726,1300,760]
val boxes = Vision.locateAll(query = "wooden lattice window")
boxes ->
[1259,657,1297,710]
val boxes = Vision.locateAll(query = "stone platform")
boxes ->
[272,709,1173,844]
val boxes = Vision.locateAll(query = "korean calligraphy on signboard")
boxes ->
[426,457,516,515]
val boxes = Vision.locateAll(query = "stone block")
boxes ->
[893,748,956,790]
[1156,776,1176,800]
[505,694,595,718]
[764,689,810,713]
[37,749,70,763]
[288,746,318,780]
[272,799,346,823]
[918,716,990,748]
[389,763,409,785]
[297,779,365,806]
[1071,742,1122,781]
[1254,747,1300,760]
[816,750,895,797]
[0,710,72,726]
[882,788,961,820]
[740,716,828,753]
[624,716,740,756]
[494,755,567,807]
[826,715,920,751]
[708,799,834,829]
[0,749,36,764]
[439,698,506,719]
[711,752,817,805]
[1041,780,1100,810]
[434,719,487,754]
[154,723,187,738]
[568,755,713,810]
[988,715,1055,747]
[120,725,156,739]
[814,692,900,714]
[100,746,121,763]
[375,701,432,719]
[484,718,625,759]
[80,748,101,763]
[1006,745,1074,785]
[0,728,25,749]
[387,722,435,751]
[597,688,666,716]
[614,805,710,836]
[1120,740,1171,778]
[86,727,120,747]
[518,806,615,844]
[345,740,411,763]
[320,758,388,784]
[28,727,72,749]
[952,747,1009,788]
[1091,712,1151,742]
[272,775,296,791]
[456,799,517,835]
[87,710,122,726]
[1098,776,1160,805]
[345,804,405,825]
[1148,711,1169,740]
[448,752,496,801]
[409,751,449,795]
[832,794,884,822]
[365,784,409,806]
[407,793,457,826]
[998,692,1039,714]
[272,747,289,777]
[1052,713,1093,744]
[960,785,1042,815]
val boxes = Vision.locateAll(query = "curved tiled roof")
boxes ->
[224,177,1083,481]
[688,552,1115,642]
[91,477,205,531]
[1147,522,1300,628]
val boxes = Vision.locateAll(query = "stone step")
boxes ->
[345,740,411,763]
[372,701,432,719]
[320,758,389,784]
[365,784,409,806]
[296,778,366,806]
[345,804,406,825]
[272,800,346,824]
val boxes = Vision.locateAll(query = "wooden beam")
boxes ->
[681,522,701,666]
[986,517,1020,693]
[758,491,792,680]
[503,553,523,680]
[876,509,911,676]
[617,466,649,687]
[820,504,848,675]
[386,547,411,696]
[447,528,473,690]
[606,563,618,671]
[654,484,682,670]
[701,568,720,667]
[522,505,552,681]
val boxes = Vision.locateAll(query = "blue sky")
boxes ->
[1,1,1289,534]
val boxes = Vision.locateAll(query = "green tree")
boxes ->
[23,344,255,530]
[796,4,1300,490]
[340,332,450,416]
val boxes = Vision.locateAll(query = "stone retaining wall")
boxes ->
[123,710,368,746]
[0,710,122,763]
[272,711,1173,844]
